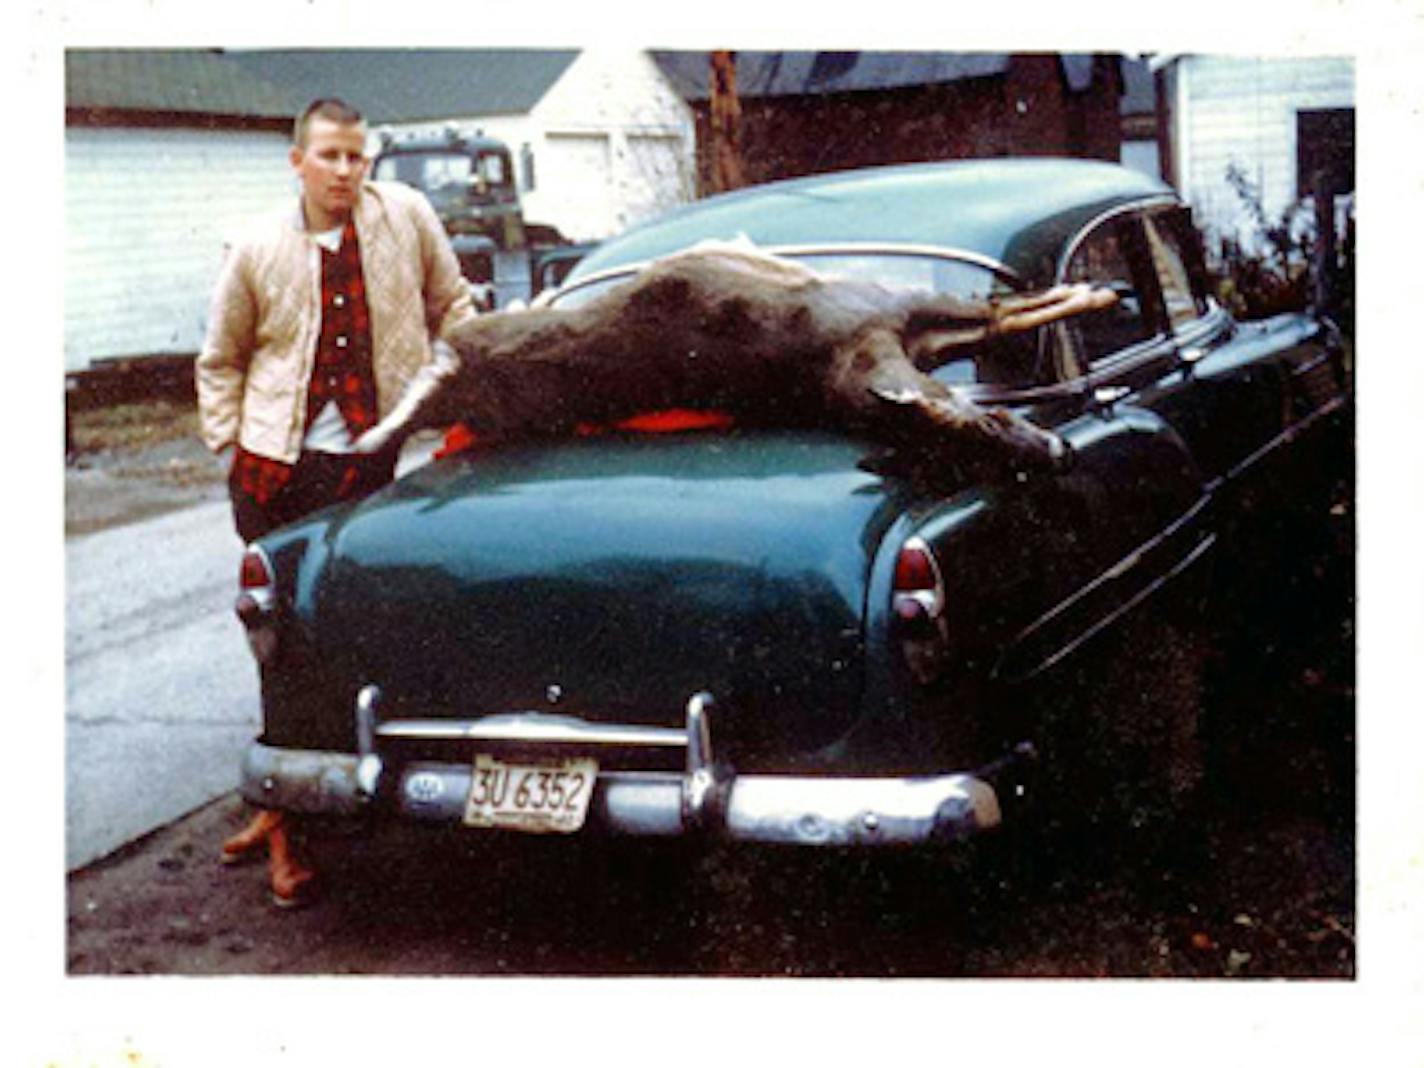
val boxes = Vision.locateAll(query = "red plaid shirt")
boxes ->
[306,219,376,433]
[234,219,377,505]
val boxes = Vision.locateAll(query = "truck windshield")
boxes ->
[373,150,511,192]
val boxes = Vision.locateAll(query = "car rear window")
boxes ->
[550,250,1048,390]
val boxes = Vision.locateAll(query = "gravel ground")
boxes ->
[65,746,1355,978]
[65,401,227,536]
[64,400,441,536]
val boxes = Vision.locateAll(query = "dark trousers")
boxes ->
[229,449,397,543]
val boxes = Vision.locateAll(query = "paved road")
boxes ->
[65,442,437,871]
[66,499,257,869]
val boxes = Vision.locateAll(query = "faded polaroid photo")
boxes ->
[25,0,1422,1063]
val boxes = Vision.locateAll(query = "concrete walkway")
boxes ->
[65,439,439,870]
[66,499,258,870]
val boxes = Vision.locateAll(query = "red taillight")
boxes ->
[236,546,278,663]
[239,546,273,590]
[894,542,938,593]
[892,537,944,628]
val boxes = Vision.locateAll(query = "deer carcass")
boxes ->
[355,244,1115,476]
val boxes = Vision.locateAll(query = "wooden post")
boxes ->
[1154,67,1175,188]
[1312,168,1337,317]
[709,51,747,193]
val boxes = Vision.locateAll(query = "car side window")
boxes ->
[1143,211,1211,329]
[1063,217,1156,363]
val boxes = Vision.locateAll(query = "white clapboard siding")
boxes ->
[65,125,291,371]
[1176,56,1354,256]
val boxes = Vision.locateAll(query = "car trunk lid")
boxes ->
[308,430,913,767]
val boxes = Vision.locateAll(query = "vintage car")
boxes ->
[234,159,1350,855]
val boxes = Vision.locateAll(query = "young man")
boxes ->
[197,98,477,906]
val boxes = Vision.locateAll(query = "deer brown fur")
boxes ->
[355,243,1115,476]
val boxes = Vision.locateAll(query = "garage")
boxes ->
[65,124,290,370]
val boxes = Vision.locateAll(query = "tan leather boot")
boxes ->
[220,808,284,865]
[267,819,318,909]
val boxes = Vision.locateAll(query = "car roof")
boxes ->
[568,157,1174,288]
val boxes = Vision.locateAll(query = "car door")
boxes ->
[989,207,1214,685]
[1055,207,1208,562]
[1132,205,1347,522]
[1129,206,1285,487]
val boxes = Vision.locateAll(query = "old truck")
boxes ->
[370,128,592,309]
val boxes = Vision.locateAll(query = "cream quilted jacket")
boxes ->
[196,180,476,462]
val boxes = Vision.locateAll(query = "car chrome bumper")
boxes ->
[239,689,1004,847]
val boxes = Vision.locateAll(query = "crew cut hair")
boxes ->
[293,98,365,147]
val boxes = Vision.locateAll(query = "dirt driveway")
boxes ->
[66,399,228,536]
[66,751,1354,978]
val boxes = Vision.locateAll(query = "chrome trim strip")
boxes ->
[1292,350,1336,378]
[1205,393,1348,494]
[999,492,1218,682]
[757,242,1021,282]
[1003,392,1349,684]
[1029,532,1217,678]
[375,713,688,749]
[1071,335,1176,395]
[964,378,1085,405]
[1029,492,1212,632]
[1052,305,1231,410]
[1054,194,1182,285]
[1168,304,1232,352]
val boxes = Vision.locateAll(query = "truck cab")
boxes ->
[372,129,525,250]
[372,128,538,309]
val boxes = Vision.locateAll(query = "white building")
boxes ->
[1154,55,1355,255]
[370,50,695,243]
[64,50,300,371]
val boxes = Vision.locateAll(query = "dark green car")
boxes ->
[235,159,1350,851]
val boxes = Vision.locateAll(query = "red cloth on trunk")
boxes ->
[434,409,735,460]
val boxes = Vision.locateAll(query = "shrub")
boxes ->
[1212,164,1315,320]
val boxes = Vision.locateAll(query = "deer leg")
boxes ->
[991,284,1117,333]
[904,284,1117,366]
[353,338,465,456]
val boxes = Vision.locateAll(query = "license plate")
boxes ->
[463,754,598,834]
